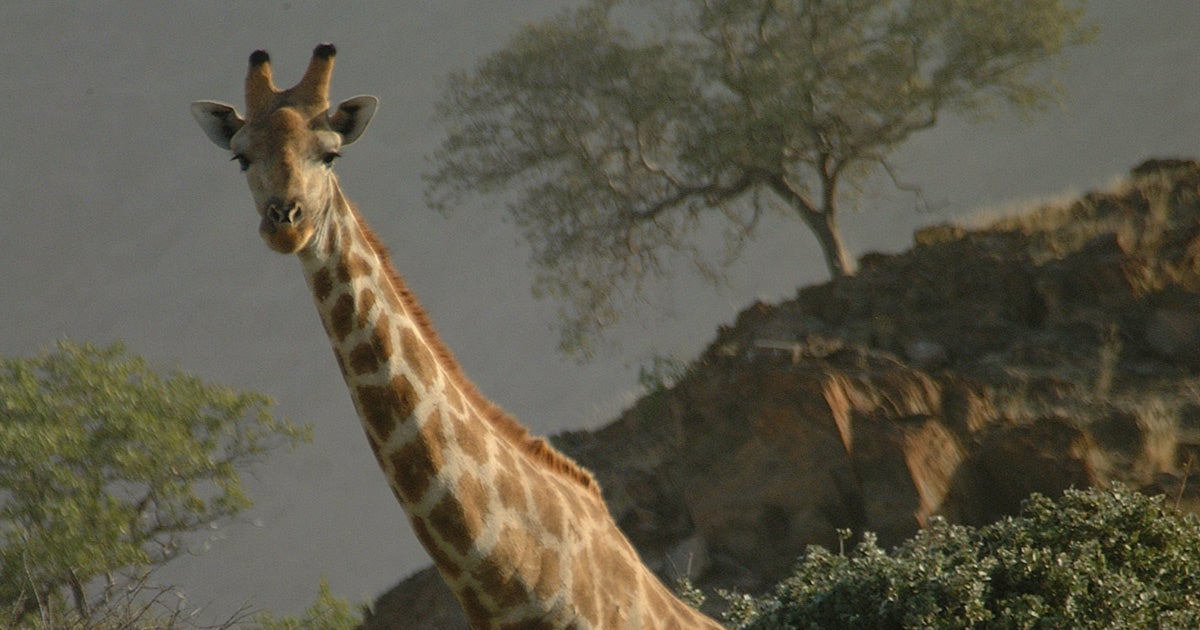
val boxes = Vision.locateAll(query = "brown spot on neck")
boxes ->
[311,267,333,303]
[428,471,488,556]
[337,250,371,283]
[456,588,490,629]
[355,373,416,444]
[532,480,565,541]
[494,468,528,513]
[348,341,380,376]
[356,288,377,327]
[470,547,529,610]
[451,412,489,466]
[330,293,355,341]
[388,408,446,504]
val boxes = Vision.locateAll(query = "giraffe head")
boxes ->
[191,44,378,253]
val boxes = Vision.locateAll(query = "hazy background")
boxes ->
[1,1,1197,620]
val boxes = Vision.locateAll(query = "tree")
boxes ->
[0,341,310,626]
[428,0,1094,355]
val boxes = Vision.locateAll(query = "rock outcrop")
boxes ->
[362,160,1200,628]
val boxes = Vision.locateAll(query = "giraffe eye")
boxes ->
[321,151,340,166]
[231,154,251,171]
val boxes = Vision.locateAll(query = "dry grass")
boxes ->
[936,169,1196,284]
[966,186,1095,233]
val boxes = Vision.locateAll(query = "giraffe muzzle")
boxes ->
[259,198,315,253]
[266,201,303,226]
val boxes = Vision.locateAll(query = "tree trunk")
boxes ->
[801,206,854,278]
[764,169,855,278]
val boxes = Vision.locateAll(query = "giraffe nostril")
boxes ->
[267,202,302,225]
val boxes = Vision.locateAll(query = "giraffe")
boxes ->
[191,45,723,630]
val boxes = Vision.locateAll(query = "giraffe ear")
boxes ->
[191,101,245,150]
[329,95,378,145]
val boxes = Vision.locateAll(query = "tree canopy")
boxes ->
[428,0,1093,356]
[0,341,310,626]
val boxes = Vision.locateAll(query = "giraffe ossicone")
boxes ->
[192,44,722,629]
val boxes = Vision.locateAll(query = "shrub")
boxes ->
[730,486,1200,629]
[247,579,364,630]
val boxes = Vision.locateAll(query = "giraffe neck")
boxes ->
[295,188,721,629]
[295,186,597,491]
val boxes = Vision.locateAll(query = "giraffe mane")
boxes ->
[347,205,603,497]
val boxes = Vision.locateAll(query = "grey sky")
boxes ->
[1,0,1197,620]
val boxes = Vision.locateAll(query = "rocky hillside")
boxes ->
[361,159,1200,628]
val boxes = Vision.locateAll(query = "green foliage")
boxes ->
[247,579,364,630]
[729,486,1200,629]
[675,577,708,611]
[0,340,310,625]
[637,354,690,393]
[429,0,1094,357]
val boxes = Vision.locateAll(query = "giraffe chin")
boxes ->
[260,224,312,254]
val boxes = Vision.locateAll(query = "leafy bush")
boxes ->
[729,486,1200,629]
[247,579,364,630]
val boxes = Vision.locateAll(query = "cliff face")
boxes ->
[362,160,1200,628]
